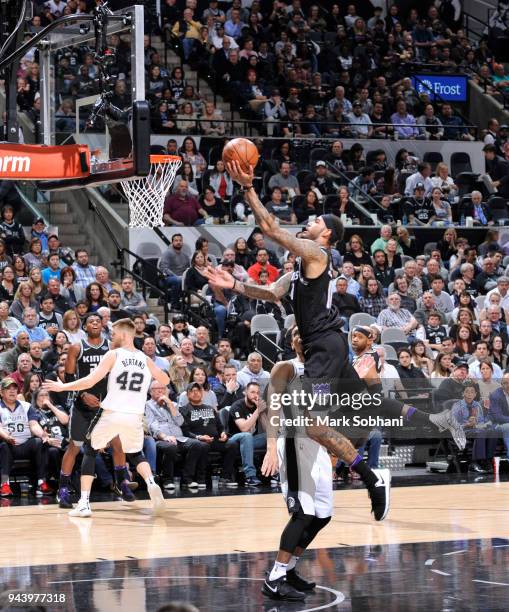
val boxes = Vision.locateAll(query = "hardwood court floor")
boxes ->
[2,481,509,569]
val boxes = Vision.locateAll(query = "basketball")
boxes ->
[222,138,259,172]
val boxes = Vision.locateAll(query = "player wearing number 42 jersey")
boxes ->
[43,318,170,517]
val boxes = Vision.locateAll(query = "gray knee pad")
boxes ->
[81,443,97,477]
[126,451,146,467]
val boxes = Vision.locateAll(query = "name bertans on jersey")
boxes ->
[121,357,146,369]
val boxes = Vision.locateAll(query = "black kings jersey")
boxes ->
[289,248,342,344]
[37,407,69,443]
[76,338,109,401]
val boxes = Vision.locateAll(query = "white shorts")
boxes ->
[277,435,333,519]
[88,410,144,454]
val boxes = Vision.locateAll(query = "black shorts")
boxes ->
[69,403,99,445]
[303,330,364,400]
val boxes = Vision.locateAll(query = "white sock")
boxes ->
[145,475,156,486]
[37,479,44,486]
[80,491,90,504]
[269,561,288,581]
[286,556,299,571]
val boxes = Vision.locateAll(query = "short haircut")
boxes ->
[246,381,260,391]
[112,318,136,333]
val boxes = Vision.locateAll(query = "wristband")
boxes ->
[240,185,254,194]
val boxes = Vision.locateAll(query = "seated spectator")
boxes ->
[0,331,29,376]
[294,190,320,224]
[429,188,453,226]
[0,205,25,256]
[377,292,419,339]
[417,103,444,140]
[171,8,202,61]
[12,255,28,284]
[488,373,509,458]
[216,337,241,371]
[263,89,287,136]
[156,323,179,358]
[159,233,191,308]
[0,377,53,497]
[462,191,493,226]
[0,300,20,339]
[391,99,418,140]
[41,253,62,286]
[37,294,62,338]
[469,341,503,380]
[59,266,85,308]
[163,180,208,226]
[347,101,373,139]
[71,249,96,289]
[217,250,249,283]
[208,160,233,200]
[237,352,269,393]
[431,163,458,201]
[15,308,51,350]
[193,326,216,363]
[200,100,225,136]
[84,282,107,314]
[247,249,279,284]
[348,166,377,200]
[302,161,336,197]
[179,137,206,179]
[95,266,121,296]
[62,309,86,344]
[268,161,301,198]
[440,102,474,141]
[403,183,434,226]
[176,101,199,134]
[332,276,360,328]
[183,252,227,337]
[146,380,209,490]
[120,276,148,316]
[173,163,199,197]
[425,310,448,351]
[265,188,297,225]
[142,336,170,373]
[24,238,46,272]
[32,387,68,482]
[452,382,497,473]
[327,85,352,116]
[404,162,433,197]
[181,382,239,487]
[393,275,417,314]
[396,347,431,402]
[477,258,500,295]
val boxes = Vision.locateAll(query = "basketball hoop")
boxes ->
[120,155,182,228]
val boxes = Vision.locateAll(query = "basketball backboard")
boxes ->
[0,3,149,189]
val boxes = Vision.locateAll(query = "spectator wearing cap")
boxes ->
[0,205,25,256]
[301,161,336,196]
[391,99,418,140]
[180,381,239,487]
[107,289,131,323]
[347,101,373,139]
[31,218,49,255]
[0,377,52,497]
[404,162,433,197]
[435,360,470,404]
[41,253,62,285]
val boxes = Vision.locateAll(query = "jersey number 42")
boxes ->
[116,372,144,392]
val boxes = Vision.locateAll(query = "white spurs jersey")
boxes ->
[101,348,152,414]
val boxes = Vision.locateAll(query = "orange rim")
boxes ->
[149,155,181,164]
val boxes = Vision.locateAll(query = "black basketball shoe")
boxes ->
[367,468,391,521]
[286,568,316,591]
[262,575,306,601]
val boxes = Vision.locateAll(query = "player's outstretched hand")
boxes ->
[203,265,235,290]
[261,446,279,477]
[225,160,254,186]
[42,379,64,393]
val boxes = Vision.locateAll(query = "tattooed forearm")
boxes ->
[306,422,358,464]
[236,272,292,303]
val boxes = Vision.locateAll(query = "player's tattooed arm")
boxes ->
[305,421,358,464]
[203,268,292,304]
[226,160,326,265]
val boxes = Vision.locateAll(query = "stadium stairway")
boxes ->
[48,200,100,266]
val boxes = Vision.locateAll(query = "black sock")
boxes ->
[349,455,377,487]
[114,465,129,486]
[59,471,71,487]
[405,406,432,426]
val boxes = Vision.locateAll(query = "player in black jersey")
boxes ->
[205,160,391,527]
[57,314,136,508]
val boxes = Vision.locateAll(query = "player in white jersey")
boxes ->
[260,326,333,602]
[43,318,170,517]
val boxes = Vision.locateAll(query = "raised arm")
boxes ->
[203,267,292,303]
[226,160,326,266]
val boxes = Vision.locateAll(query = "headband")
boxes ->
[322,214,341,244]
[353,326,372,338]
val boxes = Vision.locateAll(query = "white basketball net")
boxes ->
[121,155,182,228]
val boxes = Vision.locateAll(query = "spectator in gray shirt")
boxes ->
[120,276,148,316]
[145,381,209,489]
[267,161,300,197]
[158,233,191,308]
